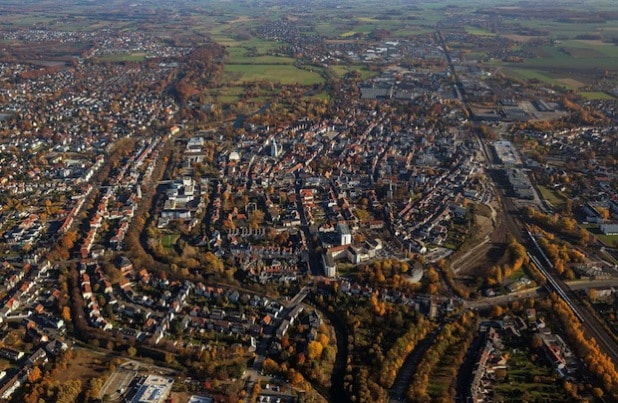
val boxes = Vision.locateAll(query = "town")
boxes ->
[0,0,617,402]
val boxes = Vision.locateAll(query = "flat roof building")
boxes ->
[129,375,174,403]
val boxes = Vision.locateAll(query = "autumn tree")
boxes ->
[307,341,324,360]
[27,366,41,383]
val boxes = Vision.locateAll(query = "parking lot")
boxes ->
[98,362,139,400]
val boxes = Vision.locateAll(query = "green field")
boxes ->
[161,234,180,249]
[229,53,295,65]
[329,65,377,80]
[96,53,147,62]
[579,91,616,100]
[313,8,440,39]
[519,45,618,70]
[225,39,294,65]
[516,19,618,40]
[210,86,245,104]
[537,186,568,211]
[465,26,496,36]
[480,11,618,91]
[224,64,324,85]
[560,40,618,58]
[502,68,571,88]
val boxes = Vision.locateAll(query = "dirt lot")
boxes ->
[450,199,508,279]
[56,349,111,384]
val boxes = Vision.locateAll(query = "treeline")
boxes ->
[324,290,420,402]
[524,206,590,246]
[354,258,412,289]
[264,320,336,391]
[550,294,618,398]
[562,97,611,126]
[244,89,330,128]
[172,43,227,104]
[484,238,528,287]
[407,312,477,402]
[348,367,388,402]
[538,234,585,279]
[436,258,471,299]
[378,316,435,388]
[474,123,499,140]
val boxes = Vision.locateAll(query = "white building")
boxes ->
[270,138,281,157]
[322,253,337,277]
[337,223,352,246]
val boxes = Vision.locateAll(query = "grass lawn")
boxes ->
[161,234,180,249]
[582,224,618,247]
[336,263,358,277]
[427,330,475,399]
[330,65,377,80]
[314,22,342,37]
[537,185,568,211]
[463,50,489,61]
[391,26,435,36]
[505,267,527,283]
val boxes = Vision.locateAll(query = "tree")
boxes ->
[88,377,106,400]
[249,210,265,229]
[262,358,280,375]
[531,334,543,349]
[27,366,41,383]
[62,306,72,322]
[317,333,329,347]
[307,341,324,360]
[490,305,504,319]
[494,368,507,381]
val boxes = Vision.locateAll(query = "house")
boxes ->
[0,348,24,362]
[584,203,604,223]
